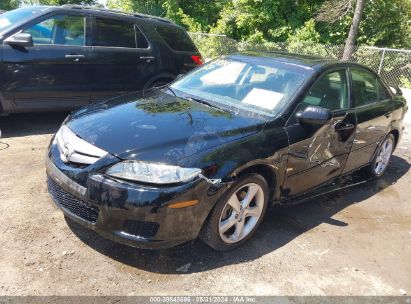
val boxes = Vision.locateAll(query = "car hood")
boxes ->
[67,90,266,163]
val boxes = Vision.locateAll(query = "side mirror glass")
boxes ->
[296,105,332,126]
[4,33,33,48]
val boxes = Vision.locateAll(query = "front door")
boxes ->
[2,13,91,112]
[283,69,357,197]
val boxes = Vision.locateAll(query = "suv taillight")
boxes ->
[191,55,203,66]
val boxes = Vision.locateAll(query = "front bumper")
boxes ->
[45,148,220,249]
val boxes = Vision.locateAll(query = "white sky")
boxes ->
[96,0,107,7]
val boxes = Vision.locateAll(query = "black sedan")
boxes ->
[46,52,408,251]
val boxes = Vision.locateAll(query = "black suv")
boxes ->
[0,5,202,114]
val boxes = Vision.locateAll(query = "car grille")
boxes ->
[122,220,159,238]
[47,178,99,223]
[55,125,107,166]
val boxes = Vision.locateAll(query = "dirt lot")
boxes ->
[0,112,410,296]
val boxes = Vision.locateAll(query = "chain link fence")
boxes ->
[189,32,411,89]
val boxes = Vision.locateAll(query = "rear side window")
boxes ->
[93,18,136,48]
[377,79,391,100]
[156,26,197,52]
[23,14,85,46]
[351,69,389,107]
[135,26,149,48]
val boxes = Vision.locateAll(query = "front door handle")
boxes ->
[65,54,85,61]
[384,112,392,118]
[140,56,156,62]
[335,122,355,131]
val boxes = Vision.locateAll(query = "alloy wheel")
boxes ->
[218,183,264,244]
[374,137,394,175]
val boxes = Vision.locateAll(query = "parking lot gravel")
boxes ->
[0,112,410,296]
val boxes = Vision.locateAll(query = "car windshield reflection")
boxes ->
[170,55,313,117]
[0,6,47,35]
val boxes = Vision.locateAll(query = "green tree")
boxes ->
[0,0,20,10]
[316,0,411,49]
[359,0,411,48]
[210,0,325,42]
[15,0,96,5]
[102,0,411,50]
[286,18,328,57]
[107,0,164,15]
[288,19,320,43]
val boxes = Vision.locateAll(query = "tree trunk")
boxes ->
[342,0,366,60]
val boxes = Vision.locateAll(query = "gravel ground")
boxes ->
[0,112,410,296]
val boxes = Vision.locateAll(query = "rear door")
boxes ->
[283,69,357,197]
[343,68,395,173]
[2,12,91,112]
[89,16,156,102]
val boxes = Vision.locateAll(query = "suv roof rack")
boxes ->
[61,5,172,24]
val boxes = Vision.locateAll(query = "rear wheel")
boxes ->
[200,174,269,251]
[368,134,395,178]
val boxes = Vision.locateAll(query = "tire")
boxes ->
[367,134,395,178]
[200,174,269,251]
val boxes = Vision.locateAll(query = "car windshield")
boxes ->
[0,6,47,35]
[170,55,313,117]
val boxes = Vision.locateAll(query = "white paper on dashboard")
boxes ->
[242,88,284,110]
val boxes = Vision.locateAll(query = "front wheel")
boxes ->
[368,134,395,178]
[200,174,269,251]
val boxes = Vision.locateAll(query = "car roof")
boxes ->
[232,51,374,74]
[39,5,180,28]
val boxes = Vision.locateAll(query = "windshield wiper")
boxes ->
[166,86,177,96]
[186,97,230,113]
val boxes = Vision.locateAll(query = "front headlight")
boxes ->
[106,161,202,184]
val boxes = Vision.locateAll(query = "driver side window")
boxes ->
[302,70,349,111]
[23,14,85,46]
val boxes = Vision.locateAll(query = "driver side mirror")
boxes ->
[296,105,332,126]
[4,33,33,48]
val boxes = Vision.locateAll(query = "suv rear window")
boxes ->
[93,18,136,48]
[155,26,197,52]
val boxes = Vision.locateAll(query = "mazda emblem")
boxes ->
[61,143,74,163]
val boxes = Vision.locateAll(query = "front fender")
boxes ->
[180,120,289,201]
